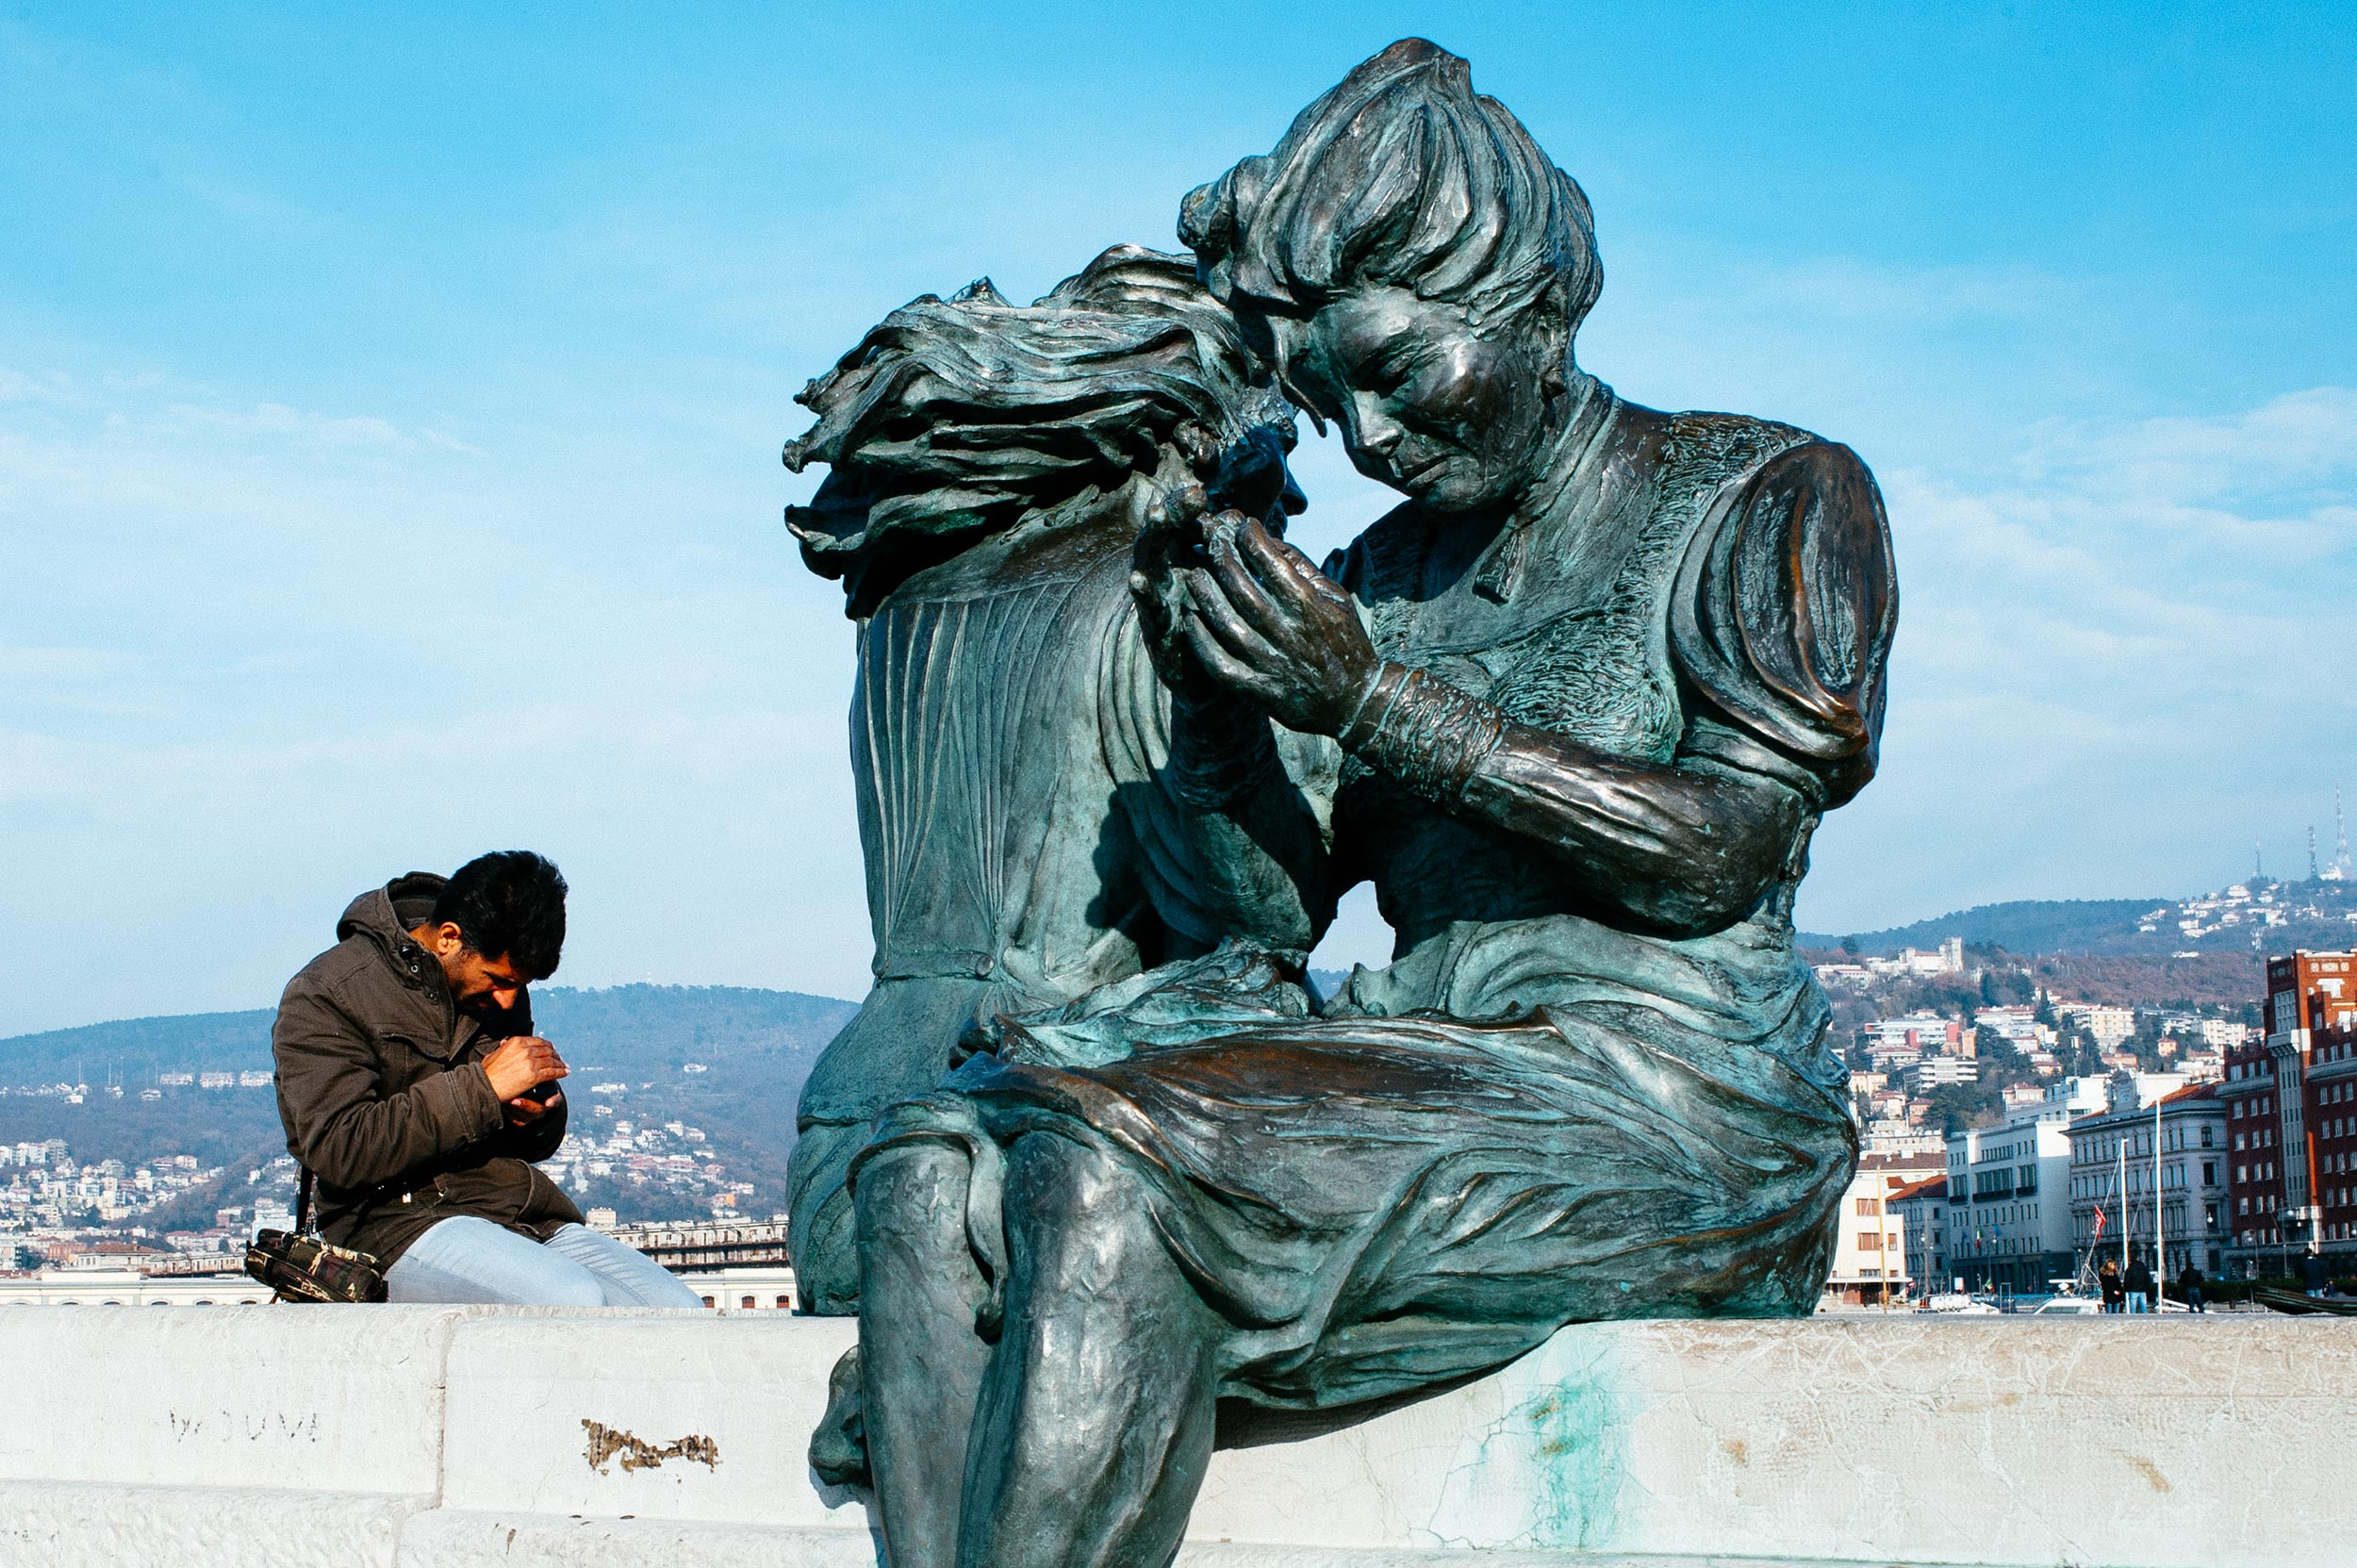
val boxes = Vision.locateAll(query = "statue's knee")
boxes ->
[1002,1133,1159,1275]
[1003,1132,1122,1212]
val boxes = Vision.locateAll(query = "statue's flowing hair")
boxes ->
[1179,39,1601,336]
[784,244,1288,611]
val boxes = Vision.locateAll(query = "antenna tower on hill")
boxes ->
[2311,827,2323,883]
[2333,784,2352,882]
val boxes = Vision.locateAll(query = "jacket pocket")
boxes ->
[371,1027,458,1071]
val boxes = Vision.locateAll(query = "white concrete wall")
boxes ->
[0,1306,2345,1567]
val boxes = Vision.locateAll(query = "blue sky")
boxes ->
[4,3,2353,1034]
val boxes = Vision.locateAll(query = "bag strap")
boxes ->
[296,1167,316,1236]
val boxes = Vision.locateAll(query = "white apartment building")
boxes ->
[1942,1102,2082,1296]
[1972,1007,2054,1054]
[1905,1057,1978,1093]
[2055,1003,2137,1049]
[1864,1015,1961,1054]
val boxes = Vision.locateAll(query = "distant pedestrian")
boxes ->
[2099,1259,2124,1313]
[2177,1263,2205,1313]
[2302,1251,2330,1299]
[2125,1257,2155,1314]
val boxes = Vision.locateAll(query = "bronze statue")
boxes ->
[786,39,1897,1568]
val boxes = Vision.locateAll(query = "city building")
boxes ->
[2304,1013,2357,1269]
[1905,1056,1979,1093]
[1861,1125,1945,1158]
[1973,1006,2054,1054]
[1887,1175,1948,1295]
[2222,949,2357,1275]
[1823,1152,1944,1305]
[0,1261,799,1310]
[2067,1079,2229,1281]
[1864,1015,1962,1057]
[1936,1080,2179,1296]
[2054,1003,2137,1050]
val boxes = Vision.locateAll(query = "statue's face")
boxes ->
[1276,284,1557,517]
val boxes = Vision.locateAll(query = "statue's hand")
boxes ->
[1129,481,1226,705]
[1180,515,1377,735]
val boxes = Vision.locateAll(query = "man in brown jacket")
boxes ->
[272,850,701,1306]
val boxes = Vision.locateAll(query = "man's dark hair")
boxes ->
[433,850,568,980]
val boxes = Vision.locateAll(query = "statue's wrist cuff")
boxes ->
[1343,663,1505,801]
[1339,663,1409,751]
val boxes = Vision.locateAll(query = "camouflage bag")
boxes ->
[244,1170,387,1304]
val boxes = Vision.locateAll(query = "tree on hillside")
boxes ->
[1920,1081,2003,1136]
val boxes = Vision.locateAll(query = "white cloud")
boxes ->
[0,355,868,1034]
[1799,387,2357,932]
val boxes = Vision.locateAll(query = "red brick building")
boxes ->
[2222,950,2357,1275]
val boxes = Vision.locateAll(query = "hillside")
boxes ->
[1801,899,2161,956]
[0,984,855,1091]
[0,985,857,1229]
[1803,878,2357,960]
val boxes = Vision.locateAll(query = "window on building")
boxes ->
[2200,1126,2214,1148]
[1856,1197,1880,1216]
[1857,1231,1882,1253]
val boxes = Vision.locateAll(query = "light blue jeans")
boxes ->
[385,1216,706,1308]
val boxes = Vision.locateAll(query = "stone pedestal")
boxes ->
[0,1306,2343,1566]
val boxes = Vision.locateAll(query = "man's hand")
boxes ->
[483,1034,568,1103]
[503,1085,564,1129]
[1179,515,1379,735]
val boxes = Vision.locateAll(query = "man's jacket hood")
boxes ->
[337,871,448,949]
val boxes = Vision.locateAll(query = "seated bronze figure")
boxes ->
[785,38,1897,1568]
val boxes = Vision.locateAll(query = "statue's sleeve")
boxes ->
[1099,599,1337,957]
[1669,439,1897,809]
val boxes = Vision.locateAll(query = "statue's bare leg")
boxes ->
[955,1131,1226,1568]
[855,1141,994,1568]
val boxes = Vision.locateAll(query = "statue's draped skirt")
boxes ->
[857,906,1855,1411]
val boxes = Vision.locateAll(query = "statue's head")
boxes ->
[1181,40,1600,518]
[785,245,1294,615]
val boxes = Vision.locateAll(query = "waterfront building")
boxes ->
[1887,1175,1949,1295]
[2067,1080,2229,1281]
[1822,1153,1942,1305]
[2305,1014,2357,1268]
[1944,1106,2075,1296]
[2222,949,2357,1275]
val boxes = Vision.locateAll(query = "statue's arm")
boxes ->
[1369,695,1811,935]
[1178,442,1893,939]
